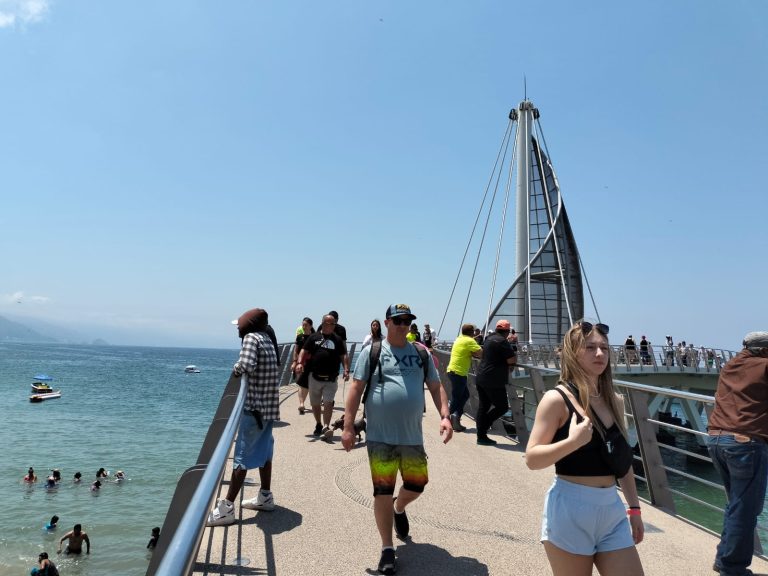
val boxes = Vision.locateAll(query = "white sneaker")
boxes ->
[206,499,235,526]
[242,490,275,511]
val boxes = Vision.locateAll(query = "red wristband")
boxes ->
[627,508,641,516]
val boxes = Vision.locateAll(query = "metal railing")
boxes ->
[431,348,765,557]
[146,343,295,576]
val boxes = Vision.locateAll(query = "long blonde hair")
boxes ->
[559,322,627,437]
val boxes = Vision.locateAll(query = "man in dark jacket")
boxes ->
[474,320,517,445]
[707,331,768,576]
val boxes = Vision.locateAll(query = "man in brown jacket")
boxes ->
[707,331,768,576]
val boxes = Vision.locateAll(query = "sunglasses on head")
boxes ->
[579,321,609,336]
[390,317,412,326]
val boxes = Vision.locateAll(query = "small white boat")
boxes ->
[184,365,201,373]
[30,390,62,402]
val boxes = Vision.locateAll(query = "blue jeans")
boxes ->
[448,372,469,418]
[707,435,768,576]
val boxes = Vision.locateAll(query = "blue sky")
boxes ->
[1,1,765,350]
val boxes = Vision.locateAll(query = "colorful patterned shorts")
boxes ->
[367,441,429,496]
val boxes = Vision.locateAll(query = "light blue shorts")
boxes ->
[233,412,274,470]
[541,477,634,555]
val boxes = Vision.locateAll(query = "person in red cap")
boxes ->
[474,319,517,445]
[207,308,281,526]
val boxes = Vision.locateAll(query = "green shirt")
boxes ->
[447,335,482,376]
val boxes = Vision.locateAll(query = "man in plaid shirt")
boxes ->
[207,308,280,526]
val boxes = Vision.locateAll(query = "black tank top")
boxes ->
[551,386,616,477]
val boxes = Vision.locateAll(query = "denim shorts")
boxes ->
[541,477,634,555]
[233,411,274,470]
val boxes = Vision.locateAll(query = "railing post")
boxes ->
[626,389,676,512]
[507,378,529,446]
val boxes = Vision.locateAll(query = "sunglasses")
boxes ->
[580,321,609,336]
[389,317,412,326]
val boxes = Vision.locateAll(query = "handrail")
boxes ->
[146,373,248,576]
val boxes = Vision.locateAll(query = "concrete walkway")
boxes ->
[193,381,768,576]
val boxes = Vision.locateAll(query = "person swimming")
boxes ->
[147,526,160,550]
[114,470,126,482]
[90,480,101,492]
[73,471,82,483]
[96,467,109,478]
[51,469,61,483]
[24,467,38,483]
[45,477,57,489]
[44,515,59,531]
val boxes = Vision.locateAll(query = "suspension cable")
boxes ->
[436,117,515,339]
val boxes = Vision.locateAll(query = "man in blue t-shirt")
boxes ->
[342,303,452,576]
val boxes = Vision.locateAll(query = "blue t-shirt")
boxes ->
[353,340,440,445]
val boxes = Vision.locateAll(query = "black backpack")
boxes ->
[361,341,431,404]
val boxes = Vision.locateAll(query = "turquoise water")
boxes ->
[0,342,236,575]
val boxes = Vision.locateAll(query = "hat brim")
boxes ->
[389,314,416,321]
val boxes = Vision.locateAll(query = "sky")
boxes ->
[1,0,766,350]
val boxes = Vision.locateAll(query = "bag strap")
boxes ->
[553,386,583,423]
[362,340,382,405]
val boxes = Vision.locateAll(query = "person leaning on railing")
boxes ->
[525,321,644,576]
[707,331,768,576]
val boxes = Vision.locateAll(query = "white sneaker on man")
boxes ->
[242,490,275,511]
[206,499,235,526]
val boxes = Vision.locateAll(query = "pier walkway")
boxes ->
[192,381,768,576]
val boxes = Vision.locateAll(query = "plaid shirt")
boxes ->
[233,331,280,421]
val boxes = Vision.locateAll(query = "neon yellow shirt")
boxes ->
[447,335,482,376]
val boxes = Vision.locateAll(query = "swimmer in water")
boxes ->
[58,523,90,555]
[147,526,160,550]
[30,552,58,575]
[51,469,61,483]
[45,477,57,489]
[45,515,59,531]
[90,480,101,492]
[24,467,38,483]
[73,471,82,483]
[96,467,109,478]
[115,470,126,481]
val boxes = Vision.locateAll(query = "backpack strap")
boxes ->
[415,345,430,384]
[362,340,382,405]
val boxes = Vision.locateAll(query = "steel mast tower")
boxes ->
[489,100,584,345]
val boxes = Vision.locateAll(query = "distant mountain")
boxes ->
[0,315,57,343]
[0,315,109,345]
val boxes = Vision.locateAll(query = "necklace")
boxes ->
[590,389,601,398]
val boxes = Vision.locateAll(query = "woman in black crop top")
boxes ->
[525,321,644,576]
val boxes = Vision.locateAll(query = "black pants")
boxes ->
[475,386,509,436]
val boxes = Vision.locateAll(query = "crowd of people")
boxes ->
[197,304,765,576]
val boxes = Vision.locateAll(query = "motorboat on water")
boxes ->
[29,374,61,402]
[184,365,201,373]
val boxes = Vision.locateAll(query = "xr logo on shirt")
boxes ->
[381,351,424,370]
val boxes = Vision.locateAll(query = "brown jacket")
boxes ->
[708,348,768,441]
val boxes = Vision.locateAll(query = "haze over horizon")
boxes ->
[2,1,765,350]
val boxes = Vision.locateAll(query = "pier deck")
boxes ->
[193,382,768,576]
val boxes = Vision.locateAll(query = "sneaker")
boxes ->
[242,490,275,511]
[477,435,497,446]
[393,496,409,539]
[206,499,235,526]
[313,423,323,436]
[322,426,333,442]
[450,413,466,432]
[378,547,397,575]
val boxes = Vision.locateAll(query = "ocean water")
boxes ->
[0,342,237,575]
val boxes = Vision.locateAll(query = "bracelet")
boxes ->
[441,416,451,420]
[627,508,641,516]
[628,506,641,509]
